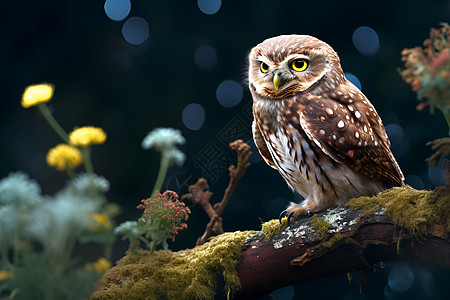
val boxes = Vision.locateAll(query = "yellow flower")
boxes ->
[21,83,54,108]
[0,270,13,282]
[85,257,111,274]
[91,213,111,231]
[46,144,83,171]
[69,126,107,147]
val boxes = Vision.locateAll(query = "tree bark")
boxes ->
[235,207,449,299]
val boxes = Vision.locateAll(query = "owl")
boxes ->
[248,35,404,224]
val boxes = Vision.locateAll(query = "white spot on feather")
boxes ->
[337,120,345,128]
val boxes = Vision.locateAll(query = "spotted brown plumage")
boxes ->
[248,35,404,223]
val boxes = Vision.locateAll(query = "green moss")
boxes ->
[309,215,347,248]
[346,185,450,238]
[260,219,284,240]
[309,214,332,239]
[90,231,256,300]
[321,233,343,248]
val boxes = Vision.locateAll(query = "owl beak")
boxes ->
[273,73,281,91]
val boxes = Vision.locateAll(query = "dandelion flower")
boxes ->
[141,128,185,152]
[69,126,107,147]
[85,257,111,274]
[21,83,54,108]
[91,213,111,231]
[0,270,13,282]
[46,144,83,171]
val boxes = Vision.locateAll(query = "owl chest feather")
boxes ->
[253,98,319,195]
[253,95,384,208]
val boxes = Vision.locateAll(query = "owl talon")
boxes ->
[306,210,311,217]
[287,211,296,226]
[279,210,288,224]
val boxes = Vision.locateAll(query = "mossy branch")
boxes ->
[91,163,450,299]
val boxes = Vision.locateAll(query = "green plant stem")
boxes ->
[38,103,69,143]
[66,168,76,180]
[104,231,115,261]
[149,240,156,255]
[0,247,11,267]
[46,233,77,300]
[151,155,169,197]
[81,147,94,174]
[12,231,20,266]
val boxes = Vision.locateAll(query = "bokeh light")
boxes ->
[388,265,414,293]
[216,80,243,108]
[352,26,380,55]
[428,158,446,186]
[197,0,222,15]
[416,267,436,298]
[104,0,131,21]
[344,73,362,90]
[122,17,149,45]
[271,285,294,300]
[384,283,398,300]
[182,103,205,130]
[194,45,217,71]
[385,124,404,148]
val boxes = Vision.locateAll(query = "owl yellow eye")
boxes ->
[260,62,269,73]
[290,59,308,72]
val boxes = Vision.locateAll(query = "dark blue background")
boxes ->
[0,1,449,299]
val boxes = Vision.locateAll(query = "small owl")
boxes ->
[248,35,404,224]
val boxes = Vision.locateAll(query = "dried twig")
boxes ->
[183,178,224,235]
[195,140,252,245]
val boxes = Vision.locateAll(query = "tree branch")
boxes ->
[91,161,450,299]
[195,140,251,245]
[235,206,449,299]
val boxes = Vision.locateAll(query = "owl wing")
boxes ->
[292,91,404,187]
[252,119,277,169]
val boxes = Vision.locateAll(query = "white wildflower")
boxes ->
[0,172,42,208]
[164,148,186,167]
[141,128,185,152]
[67,173,110,195]
[27,194,99,252]
[114,220,141,239]
[0,206,16,245]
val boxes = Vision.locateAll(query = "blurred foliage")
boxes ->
[400,23,450,133]
[400,23,450,166]
[0,84,189,299]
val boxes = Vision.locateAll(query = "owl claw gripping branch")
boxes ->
[248,35,404,225]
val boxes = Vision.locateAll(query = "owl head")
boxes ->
[248,35,345,99]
